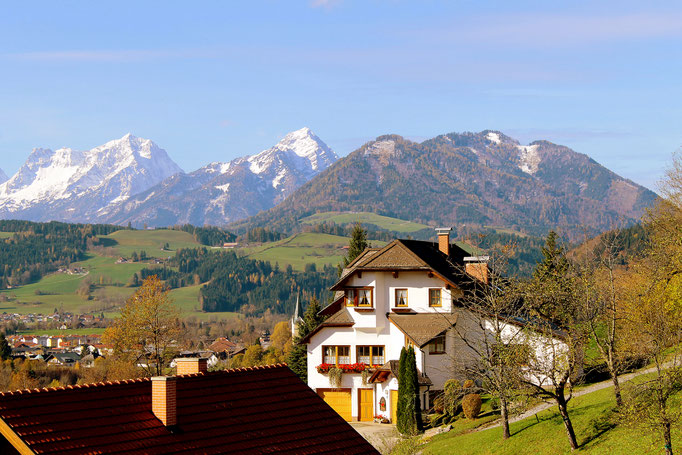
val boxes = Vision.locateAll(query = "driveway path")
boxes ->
[478,363,667,432]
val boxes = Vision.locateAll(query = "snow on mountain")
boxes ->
[0,168,8,184]
[517,144,541,174]
[98,127,338,227]
[0,134,182,222]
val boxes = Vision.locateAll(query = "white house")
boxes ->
[303,228,567,423]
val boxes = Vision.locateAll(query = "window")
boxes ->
[323,346,350,365]
[429,334,446,354]
[344,287,373,308]
[358,289,372,307]
[395,289,408,307]
[357,346,385,366]
[344,289,356,306]
[405,336,415,350]
[429,288,442,307]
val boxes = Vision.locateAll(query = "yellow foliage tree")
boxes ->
[103,275,181,377]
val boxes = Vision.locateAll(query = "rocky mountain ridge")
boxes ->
[97,127,338,227]
[232,130,657,239]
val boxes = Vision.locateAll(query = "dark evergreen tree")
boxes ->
[338,223,368,276]
[344,223,368,267]
[396,346,423,435]
[286,297,325,382]
[0,333,12,360]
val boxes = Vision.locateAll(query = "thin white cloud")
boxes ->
[309,0,342,9]
[419,11,682,48]
[4,48,221,62]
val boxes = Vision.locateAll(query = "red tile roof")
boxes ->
[0,364,378,454]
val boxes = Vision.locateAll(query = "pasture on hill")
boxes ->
[300,211,430,233]
[238,232,386,271]
[100,229,200,258]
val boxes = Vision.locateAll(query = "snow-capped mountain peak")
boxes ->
[97,128,339,228]
[0,135,183,222]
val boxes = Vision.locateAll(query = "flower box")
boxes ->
[316,363,382,374]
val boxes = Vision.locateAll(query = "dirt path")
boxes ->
[476,364,665,432]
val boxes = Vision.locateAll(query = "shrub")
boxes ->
[462,393,482,420]
[444,379,462,415]
[433,395,444,414]
[463,379,475,389]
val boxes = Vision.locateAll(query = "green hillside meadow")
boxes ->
[422,372,680,455]
[300,211,430,233]
[0,228,352,319]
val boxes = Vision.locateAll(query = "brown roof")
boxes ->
[388,312,457,347]
[208,337,237,353]
[369,360,432,386]
[332,239,481,292]
[0,364,377,455]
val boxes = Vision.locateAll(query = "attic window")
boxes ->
[429,289,442,307]
[395,289,408,307]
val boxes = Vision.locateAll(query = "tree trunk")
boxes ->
[557,396,579,450]
[610,371,623,407]
[663,421,673,455]
[500,396,511,439]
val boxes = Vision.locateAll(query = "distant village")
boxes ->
[6,331,249,370]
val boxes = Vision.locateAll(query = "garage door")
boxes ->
[318,389,352,421]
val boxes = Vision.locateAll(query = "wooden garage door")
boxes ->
[390,390,399,424]
[359,389,374,422]
[318,389,352,421]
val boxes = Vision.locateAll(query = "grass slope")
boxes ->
[101,229,200,258]
[0,229,233,320]
[424,377,680,455]
[238,232,387,271]
[300,211,429,233]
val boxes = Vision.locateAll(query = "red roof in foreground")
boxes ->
[0,364,378,455]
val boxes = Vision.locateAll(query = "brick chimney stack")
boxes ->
[176,357,208,375]
[464,256,490,284]
[436,227,452,256]
[152,376,177,426]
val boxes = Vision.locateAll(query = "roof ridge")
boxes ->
[0,364,292,396]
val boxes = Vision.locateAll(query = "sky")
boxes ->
[1,1,682,191]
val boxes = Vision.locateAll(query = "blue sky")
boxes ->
[1,1,681,190]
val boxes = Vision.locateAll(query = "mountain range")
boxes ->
[231,131,657,239]
[97,127,337,227]
[0,134,181,223]
[0,169,7,184]
[0,129,658,238]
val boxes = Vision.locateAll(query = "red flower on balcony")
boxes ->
[316,363,376,374]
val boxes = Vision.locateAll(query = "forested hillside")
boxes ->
[0,220,124,288]
[138,247,336,315]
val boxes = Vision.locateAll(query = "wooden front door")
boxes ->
[390,390,399,424]
[318,389,352,421]
[359,389,374,422]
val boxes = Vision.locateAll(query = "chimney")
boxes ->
[464,256,490,284]
[436,227,452,256]
[152,376,177,426]
[176,357,208,375]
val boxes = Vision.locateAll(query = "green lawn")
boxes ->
[100,229,200,258]
[300,211,430,233]
[0,232,13,239]
[424,378,680,455]
[238,232,386,271]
